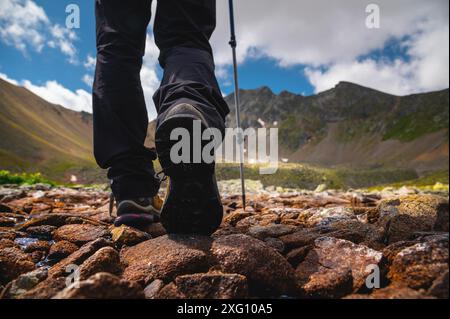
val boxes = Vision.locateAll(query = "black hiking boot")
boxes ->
[155,103,223,236]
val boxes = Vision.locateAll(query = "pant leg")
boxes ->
[153,0,230,138]
[93,0,159,201]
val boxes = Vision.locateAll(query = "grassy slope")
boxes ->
[0,79,99,183]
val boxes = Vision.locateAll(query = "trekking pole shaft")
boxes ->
[228,0,246,209]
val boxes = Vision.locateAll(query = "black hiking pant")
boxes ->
[93,0,229,201]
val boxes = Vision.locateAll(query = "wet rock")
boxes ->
[296,237,383,291]
[54,272,144,299]
[53,224,109,246]
[301,267,353,299]
[26,225,57,240]
[29,251,45,264]
[427,270,448,299]
[111,225,151,247]
[144,279,164,299]
[121,235,212,286]
[3,268,48,299]
[48,238,113,278]
[264,238,285,253]
[376,195,449,244]
[48,240,79,262]
[18,277,67,299]
[388,239,448,290]
[247,224,298,240]
[23,240,51,254]
[211,234,297,296]
[156,273,248,299]
[78,246,122,280]
[0,247,36,284]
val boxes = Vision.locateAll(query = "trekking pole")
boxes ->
[228,0,246,210]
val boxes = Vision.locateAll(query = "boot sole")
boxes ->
[155,105,223,236]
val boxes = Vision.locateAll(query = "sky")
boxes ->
[0,0,448,120]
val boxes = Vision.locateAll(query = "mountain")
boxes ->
[1,78,448,183]
[225,82,449,172]
[0,78,100,183]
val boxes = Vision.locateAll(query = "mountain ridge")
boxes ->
[224,82,449,172]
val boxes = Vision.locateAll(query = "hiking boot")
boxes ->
[110,195,163,230]
[155,103,223,236]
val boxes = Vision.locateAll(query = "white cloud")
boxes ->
[82,74,94,87]
[22,80,91,113]
[83,54,96,70]
[141,34,161,120]
[0,72,19,85]
[0,0,79,62]
[1,72,91,113]
[211,0,449,94]
[305,22,449,95]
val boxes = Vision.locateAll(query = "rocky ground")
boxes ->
[0,183,448,299]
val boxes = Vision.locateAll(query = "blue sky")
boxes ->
[0,0,448,119]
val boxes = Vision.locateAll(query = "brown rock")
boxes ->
[0,203,13,213]
[111,225,151,247]
[3,268,48,299]
[53,272,144,299]
[23,240,51,253]
[19,277,67,299]
[0,231,17,241]
[211,234,297,296]
[235,214,281,232]
[247,224,298,240]
[26,225,57,240]
[48,240,79,262]
[156,273,248,299]
[388,239,448,290]
[144,279,164,299]
[280,220,384,250]
[302,267,353,299]
[0,247,35,284]
[376,195,449,244]
[0,216,15,227]
[29,250,45,263]
[345,283,434,299]
[285,246,312,267]
[296,237,383,291]
[78,246,122,280]
[121,235,212,286]
[427,270,449,299]
[223,210,255,226]
[48,238,112,278]
[144,223,167,238]
[297,206,356,227]
[0,238,17,250]
[53,224,109,246]
[264,237,285,253]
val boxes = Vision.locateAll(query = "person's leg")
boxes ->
[153,0,229,145]
[152,0,229,235]
[93,0,160,203]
